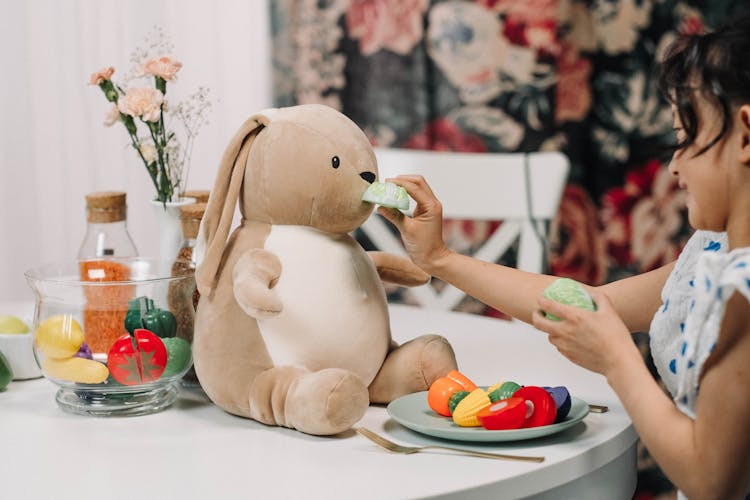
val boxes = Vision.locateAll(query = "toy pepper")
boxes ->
[124,296,176,338]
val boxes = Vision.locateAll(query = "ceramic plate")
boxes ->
[386,392,589,442]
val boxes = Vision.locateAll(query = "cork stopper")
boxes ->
[183,190,210,203]
[85,191,127,223]
[180,202,206,239]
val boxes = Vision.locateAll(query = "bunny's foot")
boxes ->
[249,366,369,436]
[368,334,457,404]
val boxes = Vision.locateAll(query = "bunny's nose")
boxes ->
[360,171,376,184]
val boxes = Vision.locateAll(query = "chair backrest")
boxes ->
[361,147,569,311]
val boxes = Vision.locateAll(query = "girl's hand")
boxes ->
[376,175,452,272]
[531,289,638,376]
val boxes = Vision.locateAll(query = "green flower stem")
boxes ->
[125,128,159,195]
[147,120,172,204]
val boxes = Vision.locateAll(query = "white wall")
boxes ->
[0,0,273,300]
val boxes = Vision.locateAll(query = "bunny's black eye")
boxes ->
[331,156,340,169]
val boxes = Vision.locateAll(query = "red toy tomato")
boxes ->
[107,328,167,385]
[477,397,527,430]
[427,370,477,417]
[514,386,557,428]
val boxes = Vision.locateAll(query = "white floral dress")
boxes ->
[649,230,727,402]
[649,230,750,499]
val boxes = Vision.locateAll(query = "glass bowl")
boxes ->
[24,258,196,416]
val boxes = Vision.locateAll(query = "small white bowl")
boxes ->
[0,330,42,380]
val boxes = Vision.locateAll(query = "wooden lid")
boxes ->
[180,202,206,238]
[85,191,127,223]
[183,190,210,203]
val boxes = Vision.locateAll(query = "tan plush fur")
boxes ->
[194,104,457,436]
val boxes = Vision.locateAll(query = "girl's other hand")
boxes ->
[531,289,639,377]
[377,175,452,273]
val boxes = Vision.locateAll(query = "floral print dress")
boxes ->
[650,230,750,499]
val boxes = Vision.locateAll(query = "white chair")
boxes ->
[361,147,569,311]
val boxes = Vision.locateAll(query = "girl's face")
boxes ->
[668,94,735,232]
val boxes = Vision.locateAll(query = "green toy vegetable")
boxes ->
[0,350,13,390]
[124,296,177,338]
[488,381,522,402]
[362,181,410,210]
[161,337,193,378]
[542,278,596,321]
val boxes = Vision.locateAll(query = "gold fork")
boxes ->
[356,428,545,462]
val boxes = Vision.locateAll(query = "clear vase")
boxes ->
[149,197,196,270]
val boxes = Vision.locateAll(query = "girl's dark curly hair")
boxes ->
[658,11,750,156]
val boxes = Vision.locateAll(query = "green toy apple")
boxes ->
[0,315,29,334]
[542,278,596,321]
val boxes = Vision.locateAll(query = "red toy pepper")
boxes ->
[477,397,527,430]
[107,328,167,385]
[514,386,557,428]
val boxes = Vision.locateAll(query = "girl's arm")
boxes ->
[426,251,673,328]
[534,291,750,498]
[380,174,673,329]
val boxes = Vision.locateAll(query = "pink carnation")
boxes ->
[118,87,164,122]
[142,55,182,81]
[89,67,114,85]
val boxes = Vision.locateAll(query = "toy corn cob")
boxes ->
[452,388,492,427]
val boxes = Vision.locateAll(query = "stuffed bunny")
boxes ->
[194,104,457,435]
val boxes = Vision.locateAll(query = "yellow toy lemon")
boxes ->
[35,315,84,359]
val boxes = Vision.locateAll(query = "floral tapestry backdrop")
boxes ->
[270,0,748,494]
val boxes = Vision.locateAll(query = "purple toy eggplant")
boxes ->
[543,386,571,422]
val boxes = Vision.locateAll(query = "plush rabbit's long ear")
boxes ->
[195,110,276,296]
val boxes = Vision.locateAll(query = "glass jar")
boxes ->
[25,258,195,416]
[77,191,138,259]
[169,202,206,390]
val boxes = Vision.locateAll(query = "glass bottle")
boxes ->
[77,191,138,259]
[169,202,206,390]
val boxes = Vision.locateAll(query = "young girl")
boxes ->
[378,13,750,499]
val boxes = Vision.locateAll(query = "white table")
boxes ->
[0,302,637,500]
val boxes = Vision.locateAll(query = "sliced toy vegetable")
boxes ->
[488,381,521,402]
[542,278,596,321]
[452,388,491,427]
[361,181,409,210]
[543,386,572,422]
[447,390,470,415]
[445,369,477,392]
[107,328,167,385]
[427,369,477,417]
[514,386,557,428]
[477,397,527,430]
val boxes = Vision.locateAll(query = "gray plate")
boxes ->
[387,392,589,442]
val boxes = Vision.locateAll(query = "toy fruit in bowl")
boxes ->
[24,258,196,416]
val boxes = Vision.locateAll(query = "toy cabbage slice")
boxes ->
[362,181,409,210]
[542,278,596,321]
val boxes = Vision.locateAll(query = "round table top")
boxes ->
[0,301,636,500]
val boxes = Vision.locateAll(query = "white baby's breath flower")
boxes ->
[103,105,120,127]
